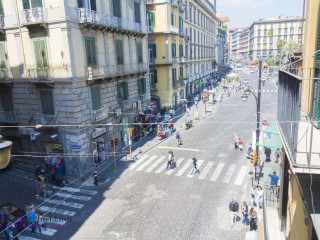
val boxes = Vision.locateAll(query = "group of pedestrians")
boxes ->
[166,151,200,175]
[26,203,47,235]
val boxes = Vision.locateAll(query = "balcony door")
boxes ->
[33,38,49,77]
[22,0,42,9]
[112,0,121,18]
[77,0,97,11]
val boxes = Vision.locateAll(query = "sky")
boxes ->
[217,0,303,28]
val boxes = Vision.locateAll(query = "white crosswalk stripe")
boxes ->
[27,227,58,236]
[234,166,248,186]
[52,186,97,195]
[136,155,157,171]
[222,164,236,183]
[210,163,225,182]
[187,160,204,178]
[198,161,214,180]
[128,155,149,170]
[145,156,165,172]
[165,158,185,175]
[38,206,76,217]
[155,162,168,173]
[267,90,270,92]
[41,198,84,209]
[176,160,192,176]
[18,236,41,240]
[44,218,68,225]
[55,192,91,201]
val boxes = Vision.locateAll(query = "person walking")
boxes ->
[256,186,264,209]
[250,185,257,206]
[92,166,98,186]
[27,209,37,235]
[229,198,239,227]
[249,207,258,231]
[275,148,282,164]
[190,155,200,175]
[233,133,239,150]
[195,96,198,108]
[167,150,173,170]
[268,171,280,197]
[241,201,249,228]
[264,147,271,162]
[238,138,243,151]
[37,212,47,234]
[35,177,46,197]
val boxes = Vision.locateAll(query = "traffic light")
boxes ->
[252,151,257,165]
[111,138,115,148]
[128,128,132,137]
[115,138,119,146]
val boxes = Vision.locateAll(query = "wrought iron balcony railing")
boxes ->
[19,8,46,25]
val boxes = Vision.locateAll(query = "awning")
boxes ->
[256,121,283,149]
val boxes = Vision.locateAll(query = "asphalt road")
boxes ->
[0,70,278,240]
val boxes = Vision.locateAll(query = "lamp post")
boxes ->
[240,60,262,183]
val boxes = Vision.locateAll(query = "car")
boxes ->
[0,202,27,239]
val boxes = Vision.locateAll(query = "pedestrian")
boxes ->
[256,186,264,208]
[92,166,98,186]
[167,150,173,170]
[233,133,239,150]
[264,147,271,162]
[275,148,282,163]
[268,171,279,197]
[238,138,243,151]
[229,198,239,227]
[26,203,35,213]
[44,156,51,174]
[190,155,200,175]
[250,185,257,206]
[181,102,184,113]
[249,207,258,231]
[27,209,37,235]
[37,212,47,234]
[241,201,249,228]
[36,177,46,197]
[195,96,198,108]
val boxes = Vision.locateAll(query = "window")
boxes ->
[257,51,260,55]
[179,66,183,79]
[0,87,13,111]
[179,44,183,57]
[117,82,129,100]
[148,12,155,31]
[33,38,49,70]
[151,69,157,84]
[138,78,146,94]
[115,40,124,65]
[40,90,54,115]
[136,42,143,63]
[264,29,267,36]
[112,0,121,17]
[23,0,43,9]
[148,43,157,58]
[284,28,288,35]
[171,11,175,26]
[0,42,7,69]
[84,37,96,67]
[91,86,101,110]
[278,28,282,35]
[179,16,183,31]
[171,42,176,57]
[77,0,96,10]
[134,1,141,23]
[172,68,177,82]
[258,30,261,36]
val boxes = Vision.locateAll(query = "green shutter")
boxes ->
[313,70,320,128]
[154,69,157,83]
[179,44,183,57]
[0,87,13,111]
[124,82,129,100]
[33,38,48,70]
[134,1,141,23]
[32,0,43,8]
[77,0,84,8]
[22,0,30,9]
[0,42,7,69]
[143,78,146,94]
[152,43,157,58]
[150,12,155,26]
[113,0,121,17]
[115,40,123,65]
[172,43,176,57]
[180,67,183,79]
[91,86,101,110]
[40,90,54,115]
[117,82,122,100]
[0,0,3,16]
[90,0,96,11]
[85,37,97,67]
[137,42,142,63]
[138,78,142,94]
[172,69,176,82]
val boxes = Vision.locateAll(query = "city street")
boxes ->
[0,71,278,240]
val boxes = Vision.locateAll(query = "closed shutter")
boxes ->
[134,1,141,23]
[40,90,54,115]
[85,37,97,67]
[172,43,176,57]
[91,86,101,110]
[77,0,84,8]
[0,42,7,69]
[22,0,30,9]
[150,12,155,32]
[113,0,121,17]
[115,40,123,65]
[124,82,129,100]
[32,0,43,8]
[154,69,157,83]
[138,79,142,94]
[180,67,183,79]
[172,69,176,82]
[0,87,13,111]
[33,38,48,70]
[137,42,142,63]
[143,78,146,94]
[179,44,183,57]
[90,0,96,11]
[171,12,174,26]
[117,82,122,100]
[313,70,320,128]
[152,43,157,58]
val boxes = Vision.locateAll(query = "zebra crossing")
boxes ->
[254,89,278,93]
[128,155,250,186]
[17,186,98,239]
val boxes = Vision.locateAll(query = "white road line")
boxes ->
[198,161,214,180]
[42,198,84,209]
[270,90,274,92]
[267,90,270,92]
[44,218,67,225]
[145,156,165,172]
[210,163,225,182]
[155,162,168,174]
[165,158,185,175]
[52,186,97,196]
[136,155,157,171]
[222,164,236,183]
[18,236,41,240]
[38,206,76,217]
[158,146,201,152]
[128,155,149,170]
[27,227,57,236]
[55,192,91,201]
[234,166,248,186]
[187,160,204,178]
[275,90,278,93]
[176,160,192,176]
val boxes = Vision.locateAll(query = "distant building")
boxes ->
[239,28,250,61]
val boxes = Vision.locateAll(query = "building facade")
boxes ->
[248,16,303,61]
[147,0,218,110]
[0,0,150,177]
[238,28,249,61]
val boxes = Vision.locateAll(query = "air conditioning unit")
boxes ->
[137,100,142,110]
[87,67,93,80]
[115,108,122,117]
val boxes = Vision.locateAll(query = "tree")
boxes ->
[277,39,285,66]
[267,29,274,37]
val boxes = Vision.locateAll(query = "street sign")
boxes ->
[262,120,268,126]
[202,90,209,102]
[69,145,81,150]
[30,133,36,141]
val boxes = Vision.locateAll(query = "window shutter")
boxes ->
[143,78,146,94]
[40,90,54,115]
[90,0,97,11]
[154,69,158,83]
[33,39,42,69]
[171,12,174,26]
[124,82,129,100]
[180,67,183,79]
[92,38,97,66]
[152,43,157,58]
[150,12,155,26]
[117,82,122,100]
[313,71,320,128]
[137,79,141,94]
[39,39,48,68]
[32,0,43,8]
[174,43,176,57]
[0,42,7,69]
[77,0,84,8]
[0,1,3,16]
[22,0,30,9]
[91,87,101,110]
[113,0,121,17]
[134,1,141,23]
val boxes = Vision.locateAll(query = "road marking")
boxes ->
[165,158,185,175]
[187,160,204,178]
[38,206,76,217]
[18,236,41,240]
[234,166,248,186]
[52,186,97,196]
[55,192,91,201]
[136,155,157,171]
[128,155,149,170]
[44,218,67,225]
[27,227,57,236]
[210,163,225,182]
[145,156,165,172]
[176,160,192,176]
[222,164,236,183]
[198,161,214,180]
[41,198,84,209]
[267,90,270,92]
[155,161,168,173]
[270,90,273,92]
[158,146,201,152]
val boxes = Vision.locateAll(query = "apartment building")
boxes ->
[147,0,218,109]
[0,0,150,177]
[238,28,249,60]
[230,28,243,58]
[216,13,228,65]
[248,16,303,61]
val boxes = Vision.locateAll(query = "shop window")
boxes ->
[91,86,101,110]
[84,37,97,67]
[138,78,146,94]
[40,90,54,115]
[117,82,129,100]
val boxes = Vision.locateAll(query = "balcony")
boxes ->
[27,69,52,82]
[87,64,149,81]
[150,82,158,90]
[146,0,168,4]
[19,8,46,31]
[34,114,57,125]
[171,0,178,7]
[92,108,108,123]
[0,69,13,82]
[172,80,181,88]
[0,111,16,123]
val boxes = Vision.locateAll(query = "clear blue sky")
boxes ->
[217,0,303,28]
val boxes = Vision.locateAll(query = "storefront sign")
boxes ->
[92,128,107,140]
[202,90,209,102]
[69,145,81,150]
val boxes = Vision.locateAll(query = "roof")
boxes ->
[253,17,303,24]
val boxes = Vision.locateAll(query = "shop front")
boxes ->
[92,128,107,163]
[43,134,63,156]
